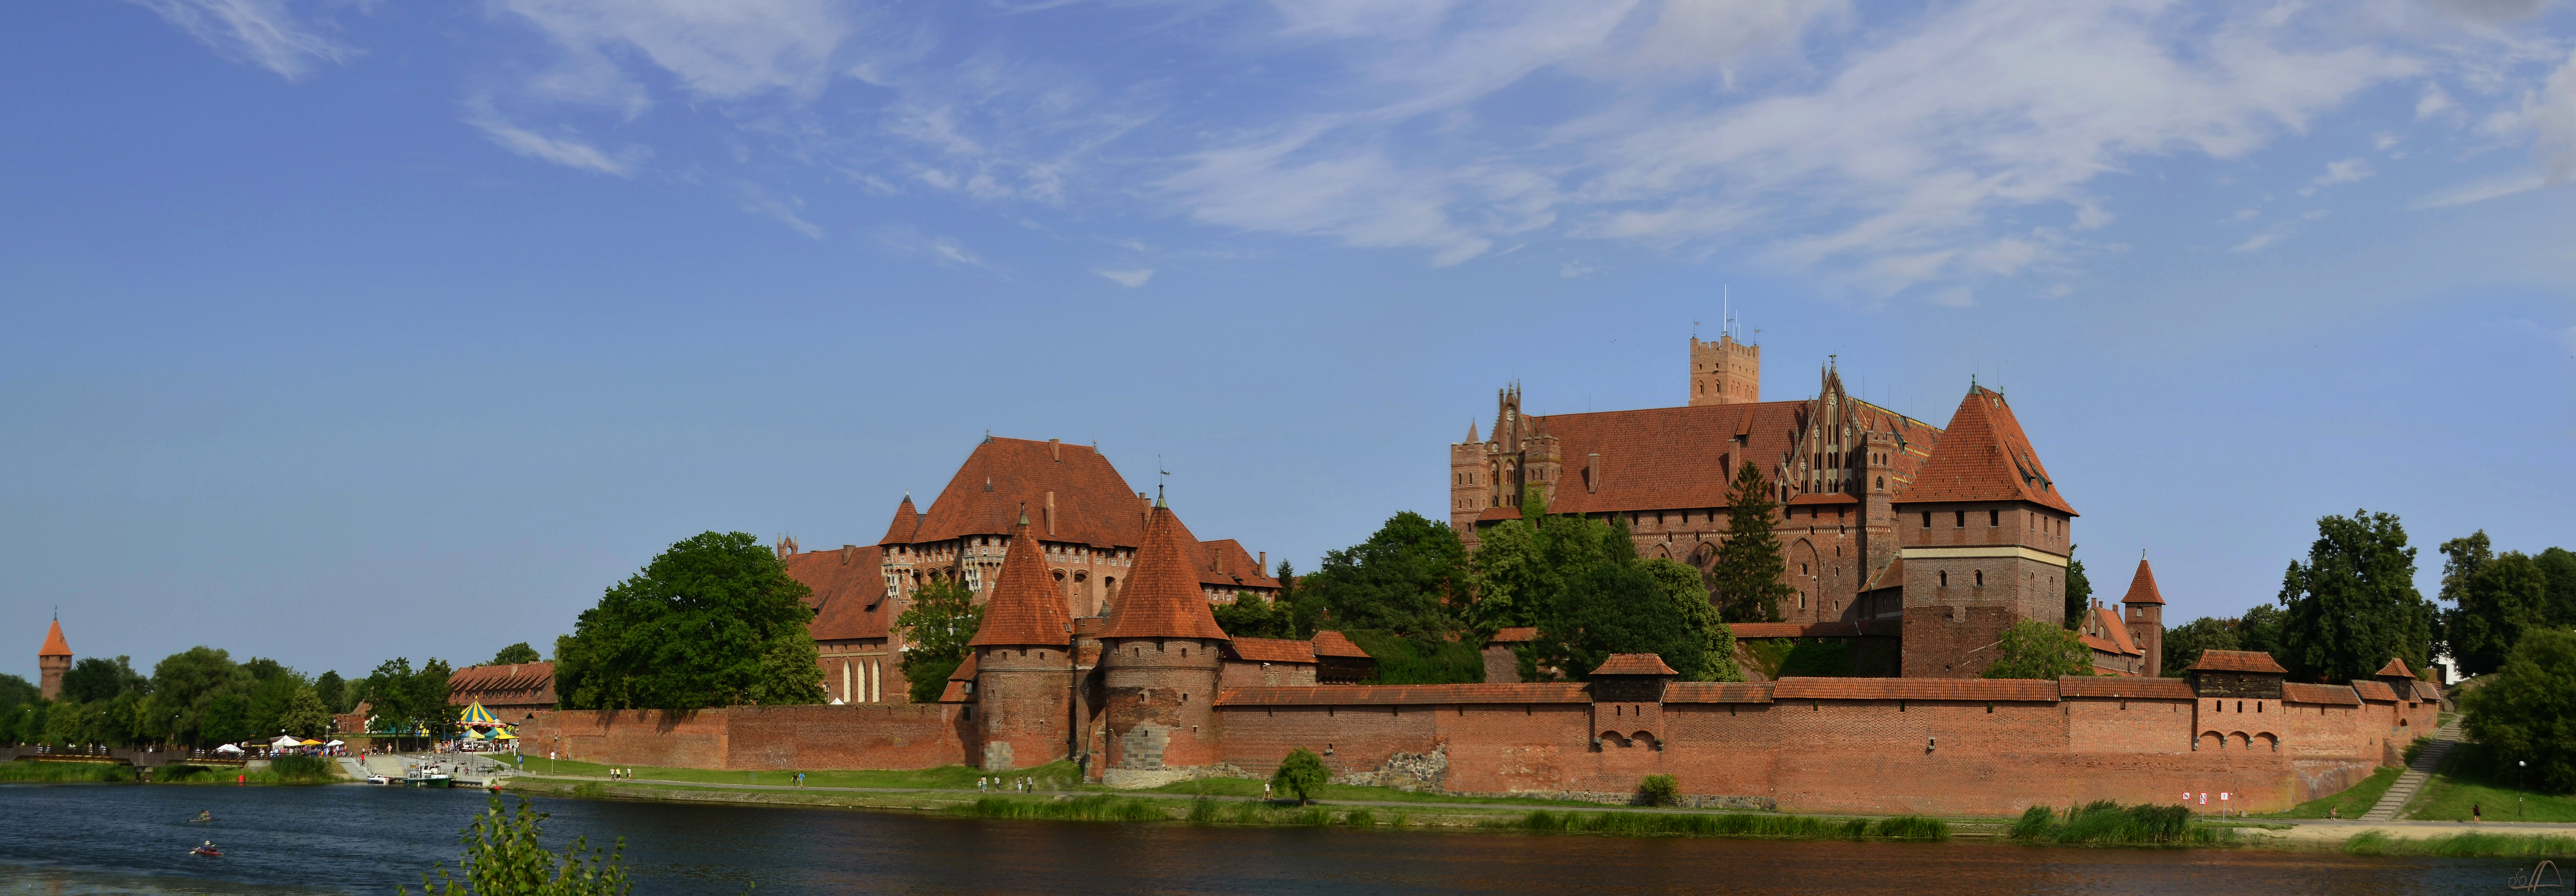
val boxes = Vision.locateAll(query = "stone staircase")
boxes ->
[2361,717,2462,821]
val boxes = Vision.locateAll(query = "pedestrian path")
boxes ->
[2361,716,2462,821]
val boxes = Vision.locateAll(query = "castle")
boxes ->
[522,332,2439,813]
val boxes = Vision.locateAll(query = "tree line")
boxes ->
[0,646,487,749]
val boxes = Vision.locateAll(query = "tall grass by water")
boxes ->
[0,760,137,782]
[1497,810,1947,841]
[2342,829,2576,857]
[2010,801,2237,845]
[965,795,1167,822]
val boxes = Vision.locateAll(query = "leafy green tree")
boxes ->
[1341,629,1485,684]
[895,579,981,704]
[407,794,632,896]
[0,674,38,711]
[2062,549,2093,630]
[1271,747,1330,805]
[1709,461,1793,623]
[2235,604,2288,662]
[147,646,251,746]
[1983,619,2093,680]
[202,693,256,745]
[1528,548,1709,681]
[2277,510,2436,683]
[60,655,148,704]
[358,657,458,739]
[279,686,334,738]
[1299,511,1469,640]
[2439,531,2551,677]
[1211,595,1299,640]
[2460,629,2576,794]
[492,642,544,666]
[2538,547,2576,628]
[555,531,824,711]
[1644,557,1741,681]
[314,670,350,715]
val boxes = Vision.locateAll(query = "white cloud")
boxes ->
[464,104,648,177]
[2232,208,2327,251]
[1096,268,1153,287]
[2300,157,2373,194]
[1559,260,1595,278]
[2410,172,2549,207]
[497,0,853,103]
[125,0,354,81]
[2220,208,2259,223]
[736,185,822,239]
[2417,84,2458,119]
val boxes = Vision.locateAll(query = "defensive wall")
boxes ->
[521,672,2434,816]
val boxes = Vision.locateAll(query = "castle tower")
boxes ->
[1451,421,1489,547]
[37,618,70,701]
[1094,495,1230,787]
[1892,386,2078,677]
[2120,558,2167,677]
[1689,332,1760,406]
[964,510,1076,772]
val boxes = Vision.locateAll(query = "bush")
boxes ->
[1501,810,1945,840]
[1272,748,1329,805]
[1343,629,1486,685]
[2011,800,2214,845]
[271,755,333,780]
[1982,620,2093,680]
[405,794,630,896]
[1638,775,1680,807]
[2462,629,2576,794]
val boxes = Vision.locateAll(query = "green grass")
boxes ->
[2008,801,2240,846]
[2343,829,2576,857]
[0,760,139,782]
[528,758,1081,792]
[149,763,339,785]
[1495,809,1947,840]
[963,795,1170,822]
[2409,743,2576,823]
[1134,775,1611,807]
[2268,766,2403,818]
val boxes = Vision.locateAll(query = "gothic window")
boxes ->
[1939,571,1948,586]
[1988,510,2000,527]
[1975,570,1984,586]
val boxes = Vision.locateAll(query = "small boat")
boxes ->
[367,774,392,785]
[189,814,218,823]
[191,846,222,858]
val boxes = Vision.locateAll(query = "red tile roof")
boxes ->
[2282,682,2362,706]
[2057,676,2192,699]
[949,653,978,681]
[1476,506,1522,522]
[1213,684,1591,706]
[782,545,890,642]
[1488,626,1540,644]
[1772,678,2060,701]
[1192,538,1281,590]
[447,662,559,707]
[1861,555,1905,592]
[1224,638,1317,664]
[1661,682,1776,703]
[1784,492,1860,505]
[1893,387,2076,515]
[879,494,921,546]
[2188,650,2287,674]
[1510,396,1944,517]
[968,519,1073,647]
[2412,679,2443,702]
[2088,605,2140,655]
[1310,630,1371,659]
[1592,654,1678,676]
[2349,680,2400,702]
[2375,658,2415,678]
[939,681,971,703]
[2120,558,2165,605]
[1097,504,1230,642]
[1727,620,1899,639]
[896,437,1147,549]
[37,619,69,657]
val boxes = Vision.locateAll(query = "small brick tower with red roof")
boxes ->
[1094,493,1231,786]
[965,508,1076,771]
[2121,557,2167,677]
[1892,385,2079,677]
[37,617,71,702]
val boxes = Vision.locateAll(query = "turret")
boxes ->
[1690,332,1760,406]
[37,618,70,702]
[1451,422,1490,547]
[964,510,1076,772]
[2120,558,2167,677]
[1892,386,2078,677]
[1094,495,1230,787]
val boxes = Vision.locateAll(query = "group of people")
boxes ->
[978,776,1039,793]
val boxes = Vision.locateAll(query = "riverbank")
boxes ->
[0,758,343,785]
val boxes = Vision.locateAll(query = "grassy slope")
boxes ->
[2409,743,2576,823]
[2267,766,2402,819]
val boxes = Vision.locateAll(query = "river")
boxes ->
[0,783,2539,894]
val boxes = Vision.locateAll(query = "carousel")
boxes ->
[455,702,518,752]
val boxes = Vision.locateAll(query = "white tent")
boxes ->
[213,743,244,754]
[270,735,303,749]
[324,740,344,747]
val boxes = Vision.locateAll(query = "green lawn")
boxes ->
[520,758,1080,791]
[1126,775,1627,808]
[2267,766,2402,819]
[2409,744,2576,823]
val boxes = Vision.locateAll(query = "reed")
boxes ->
[2010,801,2235,846]
[0,760,134,783]
[2339,830,2576,857]
[964,795,1167,823]
[1495,809,1945,841]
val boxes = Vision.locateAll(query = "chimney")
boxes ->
[1050,438,1061,461]
[1258,551,1265,570]
[841,545,855,565]
[1587,453,1600,493]
[1045,491,1057,537]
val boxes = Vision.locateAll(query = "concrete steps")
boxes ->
[2361,718,2462,821]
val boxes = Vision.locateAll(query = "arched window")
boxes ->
[1939,571,1948,587]
[1975,570,1984,586]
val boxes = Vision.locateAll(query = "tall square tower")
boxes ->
[1689,334,1760,406]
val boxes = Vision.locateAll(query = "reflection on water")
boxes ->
[0,782,2537,894]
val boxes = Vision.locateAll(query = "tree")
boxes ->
[2235,604,2288,662]
[279,686,334,738]
[895,579,981,704]
[1709,461,1793,623]
[406,794,631,896]
[1528,551,1708,681]
[1299,511,1469,640]
[2062,549,2093,630]
[554,531,824,711]
[147,646,251,746]
[2538,547,2576,628]
[2460,629,2576,794]
[2440,531,2550,677]
[314,670,350,715]
[1983,619,2094,680]
[60,655,148,704]
[492,642,544,666]
[1210,594,1299,640]
[1271,747,1330,805]
[1643,557,1741,681]
[2277,510,2436,683]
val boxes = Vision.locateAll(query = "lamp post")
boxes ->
[2520,761,2528,817]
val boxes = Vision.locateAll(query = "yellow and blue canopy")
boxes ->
[457,702,502,727]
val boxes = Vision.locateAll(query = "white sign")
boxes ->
[2220,792,2231,801]
[2198,793,2208,804]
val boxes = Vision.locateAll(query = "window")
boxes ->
[1939,571,1948,586]
[1955,511,1967,528]
[1988,510,1999,527]
[1921,512,1932,527]
[1975,570,1984,586]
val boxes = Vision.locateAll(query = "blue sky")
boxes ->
[3,0,2572,682]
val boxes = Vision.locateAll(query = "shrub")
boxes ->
[1868,815,1949,840]
[2011,806,2054,839]
[1272,748,1329,805]
[404,794,630,896]
[1343,809,1376,827]
[271,755,333,780]
[2013,800,2203,845]
[1638,775,1680,807]
[2462,629,2576,793]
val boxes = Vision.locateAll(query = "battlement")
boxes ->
[1690,333,1760,406]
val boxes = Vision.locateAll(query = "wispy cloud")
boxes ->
[735,184,822,239]
[2300,158,2374,194]
[465,103,647,177]
[1096,268,1152,287]
[2233,210,2329,252]
[880,227,988,268]
[125,0,354,81]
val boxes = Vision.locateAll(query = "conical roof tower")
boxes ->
[1099,497,1230,642]
[969,511,1072,647]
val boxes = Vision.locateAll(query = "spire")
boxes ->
[878,492,923,545]
[38,618,69,658]
[966,516,1072,647]
[1098,504,1231,642]
[1895,386,2076,515]
[1464,420,1480,444]
[2120,557,2166,606]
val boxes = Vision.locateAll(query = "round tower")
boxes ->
[965,512,1077,772]
[2120,557,2168,678]
[37,617,71,702]
[1093,495,1230,788]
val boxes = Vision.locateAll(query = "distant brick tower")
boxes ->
[1892,386,2078,677]
[37,617,71,701]
[1094,494,1231,787]
[2120,558,2168,677]
[965,510,1076,772]
[1689,332,1760,406]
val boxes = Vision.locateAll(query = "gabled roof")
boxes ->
[2120,558,2165,605]
[2088,605,2140,655]
[38,619,69,658]
[2057,677,2193,699]
[1213,684,1590,706]
[1504,396,1944,518]
[2350,679,2400,702]
[879,495,921,545]
[1224,638,1317,664]
[968,518,1073,647]
[782,545,890,642]
[2282,682,2362,706]
[1097,504,1230,642]
[1591,654,1678,676]
[1310,630,1371,659]
[1488,626,1540,644]
[2375,658,2415,678]
[898,437,1146,549]
[2412,679,2442,702]
[1192,538,1280,590]
[447,662,559,707]
[2189,650,2287,674]
[1893,387,2075,515]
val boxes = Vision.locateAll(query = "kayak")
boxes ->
[190,847,222,857]
[190,817,218,823]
